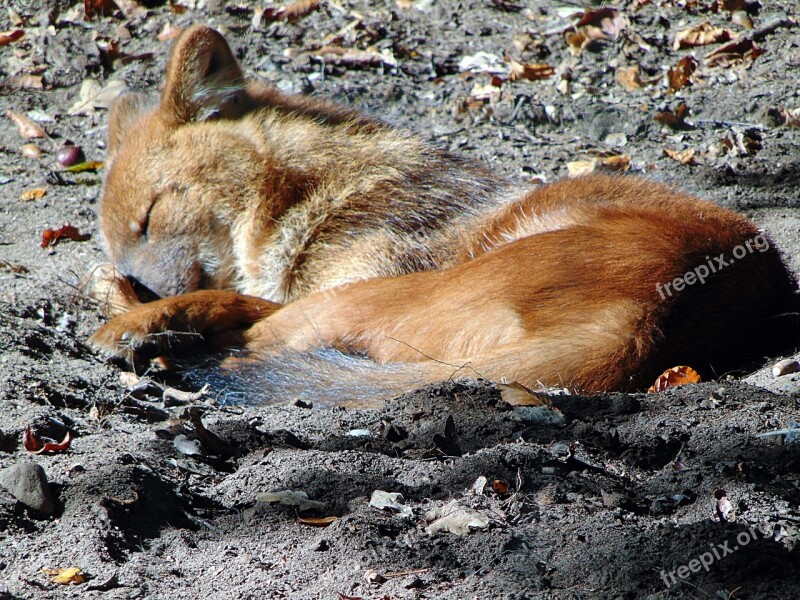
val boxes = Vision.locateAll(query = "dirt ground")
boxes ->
[2,0,800,598]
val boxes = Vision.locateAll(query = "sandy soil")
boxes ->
[1,1,800,598]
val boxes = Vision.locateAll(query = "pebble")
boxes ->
[0,462,55,515]
[772,359,800,378]
[21,143,41,158]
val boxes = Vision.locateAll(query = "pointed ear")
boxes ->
[106,92,154,163]
[160,25,245,124]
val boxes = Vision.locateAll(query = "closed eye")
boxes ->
[138,196,159,239]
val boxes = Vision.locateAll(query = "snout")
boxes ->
[118,239,204,299]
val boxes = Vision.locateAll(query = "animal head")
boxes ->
[99,25,258,298]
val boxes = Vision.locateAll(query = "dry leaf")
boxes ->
[616,65,644,91]
[705,38,763,67]
[491,479,509,494]
[565,26,607,56]
[731,10,753,29]
[82,263,140,317]
[265,0,320,21]
[425,500,489,535]
[507,58,555,82]
[674,22,735,50]
[0,260,29,274]
[68,79,127,116]
[42,567,84,585]
[13,74,44,90]
[566,159,597,177]
[157,23,183,41]
[655,102,689,129]
[22,424,41,452]
[668,56,698,93]
[6,110,46,139]
[0,29,24,46]
[41,224,90,248]
[714,489,735,522]
[37,432,72,454]
[468,82,501,105]
[576,8,627,38]
[663,147,697,165]
[600,154,630,172]
[297,516,339,527]
[719,128,761,157]
[162,384,209,404]
[64,160,104,173]
[647,366,701,393]
[498,381,551,406]
[772,107,800,127]
[23,426,72,454]
[20,187,47,201]
[312,46,397,69]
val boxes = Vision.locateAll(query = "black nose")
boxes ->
[128,277,162,303]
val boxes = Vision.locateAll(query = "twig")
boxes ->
[384,335,486,380]
[694,119,765,130]
[383,567,431,579]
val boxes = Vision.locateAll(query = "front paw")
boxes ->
[88,302,200,364]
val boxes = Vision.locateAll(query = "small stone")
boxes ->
[21,143,41,158]
[0,462,55,515]
[773,359,800,378]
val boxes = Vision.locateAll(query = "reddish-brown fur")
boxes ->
[88,25,799,402]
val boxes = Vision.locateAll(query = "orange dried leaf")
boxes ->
[41,224,91,248]
[600,154,630,172]
[20,187,47,202]
[508,59,555,82]
[674,22,735,50]
[663,147,697,165]
[565,26,607,56]
[37,432,72,454]
[491,479,509,494]
[655,102,689,128]
[667,56,698,93]
[297,516,339,527]
[23,426,72,454]
[22,424,41,452]
[0,29,24,46]
[648,366,701,393]
[498,381,552,406]
[6,110,46,139]
[42,567,84,585]
[616,65,644,91]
